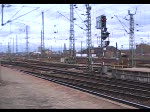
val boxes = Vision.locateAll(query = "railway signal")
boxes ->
[96,15,110,74]
[102,31,110,47]
[101,16,110,47]
[101,15,106,28]
[96,15,110,47]
[96,15,107,29]
[102,31,110,40]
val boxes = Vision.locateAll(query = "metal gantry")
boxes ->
[13,37,14,54]
[115,10,136,67]
[16,35,18,53]
[81,41,83,57]
[41,11,45,57]
[85,4,93,72]
[128,10,136,67]
[26,25,29,58]
[1,4,4,26]
[8,42,11,59]
[69,4,75,58]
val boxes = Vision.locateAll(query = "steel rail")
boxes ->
[6,64,150,109]
[2,60,150,91]
[2,63,149,108]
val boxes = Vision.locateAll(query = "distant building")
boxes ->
[44,49,52,55]
[63,50,70,57]
[81,46,119,58]
[62,50,76,57]
[136,44,150,55]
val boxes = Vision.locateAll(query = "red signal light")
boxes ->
[101,18,106,22]
[101,16,106,22]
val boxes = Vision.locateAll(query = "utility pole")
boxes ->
[101,22,103,62]
[9,40,11,54]
[26,25,29,58]
[85,4,93,72]
[41,11,45,57]
[61,44,62,54]
[42,11,44,49]
[8,42,11,60]
[128,10,136,67]
[64,43,66,51]
[140,38,143,56]
[13,37,14,54]
[16,35,18,53]
[116,42,118,58]
[81,41,82,57]
[1,4,4,26]
[69,4,75,59]
[41,29,43,57]
[51,46,52,51]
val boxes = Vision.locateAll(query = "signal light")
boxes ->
[103,28,107,32]
[101,15,106,28]
[101,17,106,22]
[102,32,110,40]
[104,41,110,47]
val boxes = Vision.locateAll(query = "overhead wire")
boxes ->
[87,5,144,36]
[91,4,144,22]
[2,4,149,47]
[94,4,119,13]
[10,7,40,22]
[107,4,143,16]
[74,9,87,27]
[15,19,41,24]
[57,11,86,31]
[114,15,128,34]
[2,7,40,26]
[9,6,24,20]
[35,5,61,18]
[10,4,40,8]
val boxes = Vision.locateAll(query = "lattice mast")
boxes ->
[26,25,29,56]
[85,4,93,72]
[41,11,45,57]
[69,4,75,58]
[128,10,135,67]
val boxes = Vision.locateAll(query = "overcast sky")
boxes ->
[0,4,150,52]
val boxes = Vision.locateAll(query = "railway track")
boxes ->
[11,59,110,71]
[5,60,150,85]
[1,60,150,109]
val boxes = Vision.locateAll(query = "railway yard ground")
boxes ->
[0,66,135,109]
[2,3,150,110]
